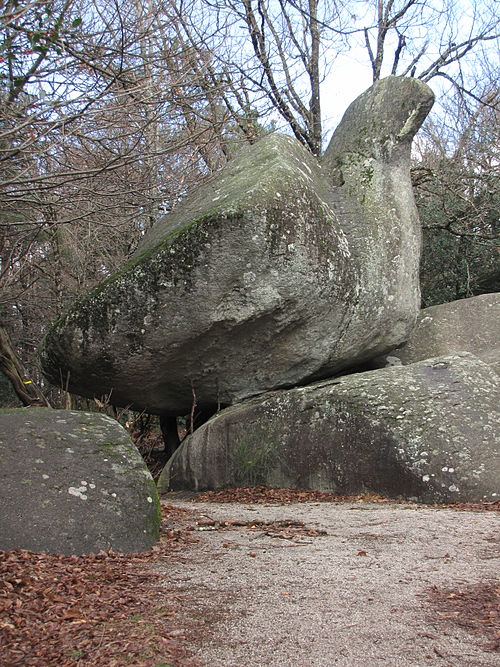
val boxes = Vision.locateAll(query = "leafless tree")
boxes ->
[0,0,246,403]
[413,67,499,305]
[167,0,498,156]
[1,0,498,404]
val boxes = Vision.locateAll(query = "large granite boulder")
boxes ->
[158,353,499,504]
[374,294,499,372]
[0,408,160,554]
[41,76,434,416]
[321,76,434,361]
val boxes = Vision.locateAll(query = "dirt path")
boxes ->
[159,496,499,667]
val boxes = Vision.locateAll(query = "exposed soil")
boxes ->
[1,489,499,666]
[163,490,499,667]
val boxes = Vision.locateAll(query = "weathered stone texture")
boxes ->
[41,135,355,414]
[40,76,434,417]
[380,294,499,372]
[321,76,435,362]
[0,408,160,554]
[159,353,499,503]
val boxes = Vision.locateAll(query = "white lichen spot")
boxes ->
[68,487,88,500]
[66,448,74,453]
[448,468,454,473]
[147,496,153,503]
[442,467,448,472]
[243,271,256,284]
[420,452,428,457]
[81,481,87,486]
[448,484,459,492]
[42,474,49,479]
[89,483,96,489]
[422,475,430,482]
[111,493,117,498]
[287,243,295,252]
[35,459,44,464]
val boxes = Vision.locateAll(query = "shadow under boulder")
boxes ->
[159,353,499,504]
[0,408,160,554]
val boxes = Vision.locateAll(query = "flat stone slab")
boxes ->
[159,353,499,503]
[0,408,160,554]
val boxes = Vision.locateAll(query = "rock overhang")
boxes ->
[40,76,435,416]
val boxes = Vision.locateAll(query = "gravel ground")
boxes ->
[159,497,499,667]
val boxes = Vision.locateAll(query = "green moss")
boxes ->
[95,441,119,449]
[341,152,376,204]
[41,207,244,355]
[230,426,280,486]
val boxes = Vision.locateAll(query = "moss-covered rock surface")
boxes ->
[0,408,160,554]
[159,353,499,503]
[41,77,434,416]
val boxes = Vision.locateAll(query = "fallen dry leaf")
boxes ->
[424,582,499,652]
[191,487,500,512]
[0,505,202,666]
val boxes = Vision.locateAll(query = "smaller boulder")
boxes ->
[0,408,160,554]
[373,294,500,372]
[159,353,499,503]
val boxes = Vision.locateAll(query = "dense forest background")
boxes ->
[1,0,498,410]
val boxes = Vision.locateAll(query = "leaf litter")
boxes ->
[2,488,499,665]
[0,505,202,667]
[424,582,499,652]
[191,486,500,512]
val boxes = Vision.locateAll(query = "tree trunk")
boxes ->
[159,414,181,462]
[308,0,322,156]
[0,325,50,407]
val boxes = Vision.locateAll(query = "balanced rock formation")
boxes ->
[373,294,500,373]
[320,76,434,361]
[0,408,160,554]
[158,353,499,504]
[41,76,434,416]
